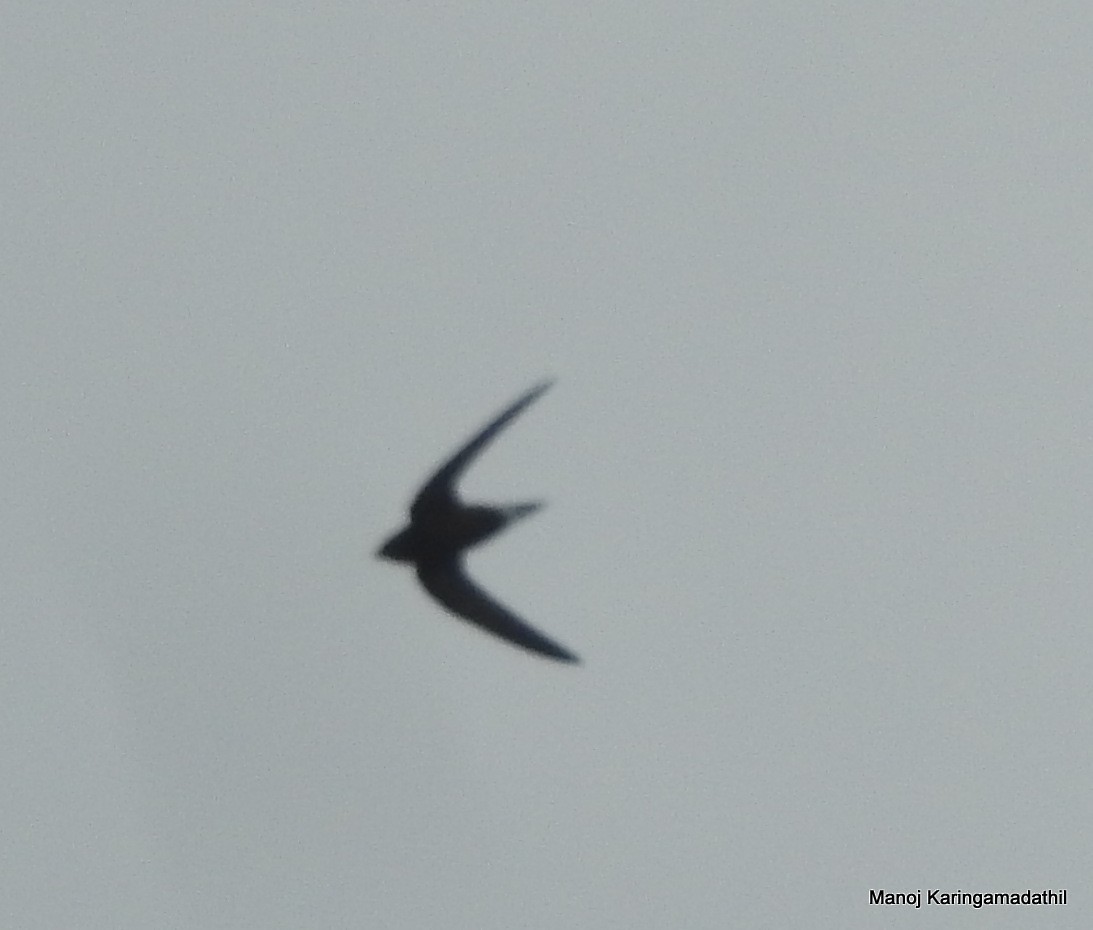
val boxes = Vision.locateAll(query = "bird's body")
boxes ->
[378,382,578,663]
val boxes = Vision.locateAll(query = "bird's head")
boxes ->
[377,525,417,562]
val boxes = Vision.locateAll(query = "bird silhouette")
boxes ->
[378,381,578,663]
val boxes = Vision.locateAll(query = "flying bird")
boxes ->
[378,381,578,663]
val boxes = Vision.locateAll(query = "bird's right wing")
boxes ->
[416,557,578,663]
[410,381,552,520]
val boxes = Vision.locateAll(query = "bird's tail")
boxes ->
[502,501,544,522]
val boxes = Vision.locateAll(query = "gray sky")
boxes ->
[4,3,1092,928]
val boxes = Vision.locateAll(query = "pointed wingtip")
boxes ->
[526,378,555,401]
[539,636,580,665]
[538,647,580,664]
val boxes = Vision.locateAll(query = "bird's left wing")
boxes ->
[416,557,578,663]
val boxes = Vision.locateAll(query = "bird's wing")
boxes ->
[410,381,552,520]
[416,557,578,663]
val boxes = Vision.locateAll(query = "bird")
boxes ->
[377,380,578,663]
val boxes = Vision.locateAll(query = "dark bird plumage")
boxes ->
[378,381,578,663]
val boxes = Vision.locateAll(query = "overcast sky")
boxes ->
[5,3,1092,928]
